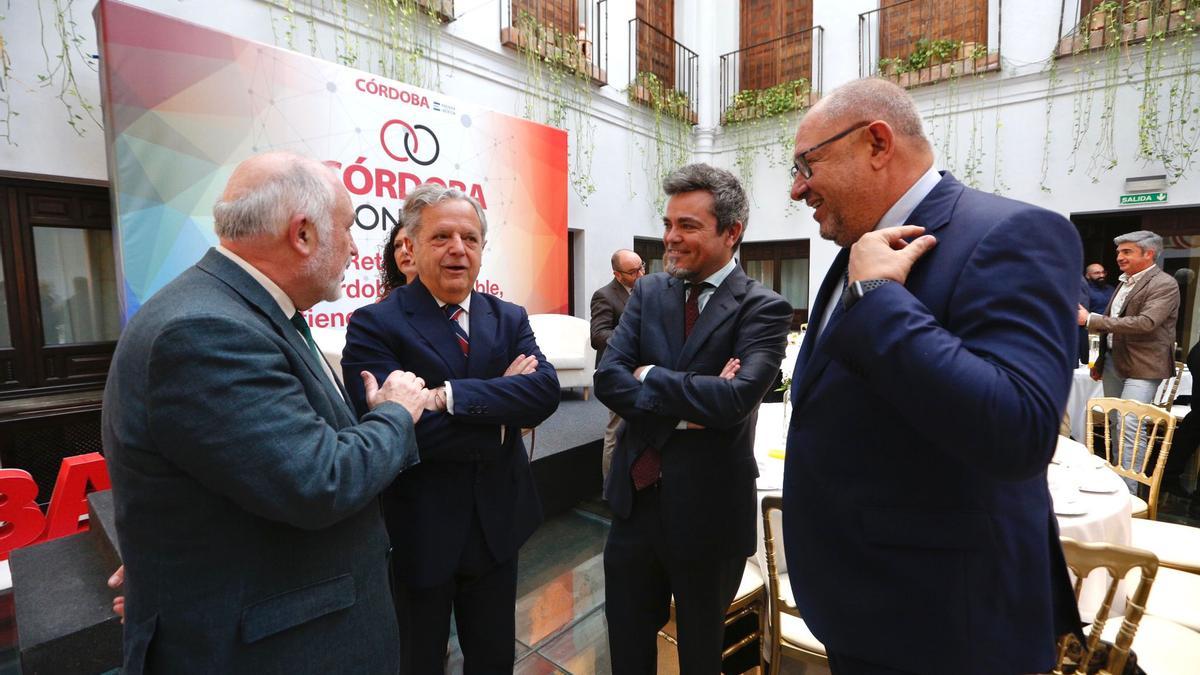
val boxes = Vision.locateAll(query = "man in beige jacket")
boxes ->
[1078,229,1179,491]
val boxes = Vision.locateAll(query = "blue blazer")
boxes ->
[595,266,792,561]
[342,280,559,587]
[102,249,419,674]
[784,173,1082,674]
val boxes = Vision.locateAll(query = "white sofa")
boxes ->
[527,313,595,399]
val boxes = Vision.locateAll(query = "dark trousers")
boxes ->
[1164,409,1200,491]
[604,484,745,675]
[828,652,920,675]
[394,512,517,675]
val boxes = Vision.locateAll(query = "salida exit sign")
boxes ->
[1119,192,1168,206]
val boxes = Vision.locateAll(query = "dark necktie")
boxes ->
[631,281,713,490]
[289,312,321,361]
[444,304,469,356]
[684,281,711,337]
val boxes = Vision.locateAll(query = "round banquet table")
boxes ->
[754,403,1131,622]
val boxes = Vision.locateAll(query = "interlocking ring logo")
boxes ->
[380,119,440,166]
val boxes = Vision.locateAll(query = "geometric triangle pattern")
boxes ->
[97,0,569,322]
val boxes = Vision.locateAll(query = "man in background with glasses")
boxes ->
[590,249,646,483]
[782,78,1082,674]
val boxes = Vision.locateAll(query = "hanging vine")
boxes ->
[512,10,600,202]
[36,0,99,136]
[722,78,810,204]
[1057,0,1200,183]
[271,1,445,90]
[627,71,693,213]
[0,25,15,146]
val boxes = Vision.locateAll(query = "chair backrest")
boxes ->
[1053,537,1159,675]
[1085,396,1175,519]
[1153,360,1186,408]
[761,495,794,668]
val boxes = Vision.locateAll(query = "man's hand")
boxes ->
[685,359,741,429]
[108,565,125,624]
[847,225,937,285]
[719,358,740,380]
[504,354,538,377]
[1077,304,1090,327]
[362,370,427,423]
[423,386,448,412]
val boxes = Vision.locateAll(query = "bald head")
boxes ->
[214,151,358,311]
[790,78,937,247]
[214,151,340,241]
[807,78,931,152]
[1085,263,1106,282]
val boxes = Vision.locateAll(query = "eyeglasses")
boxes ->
[789,121,871,181]
[618,264,647,276]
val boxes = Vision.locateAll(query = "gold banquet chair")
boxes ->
[1053,537,1156,675]
[1153,360,1187,409]
[1051,537,1200,675]
[1084,397,1175,519]
[656,559,766,671]
[760,495,827,673]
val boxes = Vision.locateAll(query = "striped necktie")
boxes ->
[444,304,469,356]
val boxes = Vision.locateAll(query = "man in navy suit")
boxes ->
[102,151,428,673]
[595,163,791,673]
[783,79,1081,674]
[342,184,559,674]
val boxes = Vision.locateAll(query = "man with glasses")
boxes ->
[591,249,646,482]
[782,78,1081,674]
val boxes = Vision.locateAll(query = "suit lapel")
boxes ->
[790,248,849,405]
[791,172,963,407]
[403,280,469,378]
[196,249,354,418]
[1116,268,1159,317]
[467,292,497,378]
[676,268,745,368]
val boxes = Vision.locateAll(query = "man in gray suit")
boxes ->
[102,151,428,673]
[590,248,644,481]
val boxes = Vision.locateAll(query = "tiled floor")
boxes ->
[445,507,684,675]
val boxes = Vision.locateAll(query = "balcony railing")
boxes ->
[501,0,608,85]
[859,0,1001,88]
[628,17,699,125]
[1055,1,1196,57]
[718,26,824,125]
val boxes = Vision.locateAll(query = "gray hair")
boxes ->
[1114,230,1164,257]
[816,78,930,147]
[662,163,748,245]
[213,153,336,240]
[402,183,487,240]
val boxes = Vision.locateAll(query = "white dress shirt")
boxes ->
[816,165,942,337]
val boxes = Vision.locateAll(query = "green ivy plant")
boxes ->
[271,0,446,91]
[514,10,601,202]
[627,71,693,212]
[1053,0,1200,184]
[723,78,811,203]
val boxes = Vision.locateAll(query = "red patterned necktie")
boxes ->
[444,304,469,356]
[631,282,710,490]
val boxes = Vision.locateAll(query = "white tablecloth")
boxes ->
[1065,366,1192,442]
[754,404,1132,621]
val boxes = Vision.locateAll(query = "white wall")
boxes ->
[3,0,1197,317]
